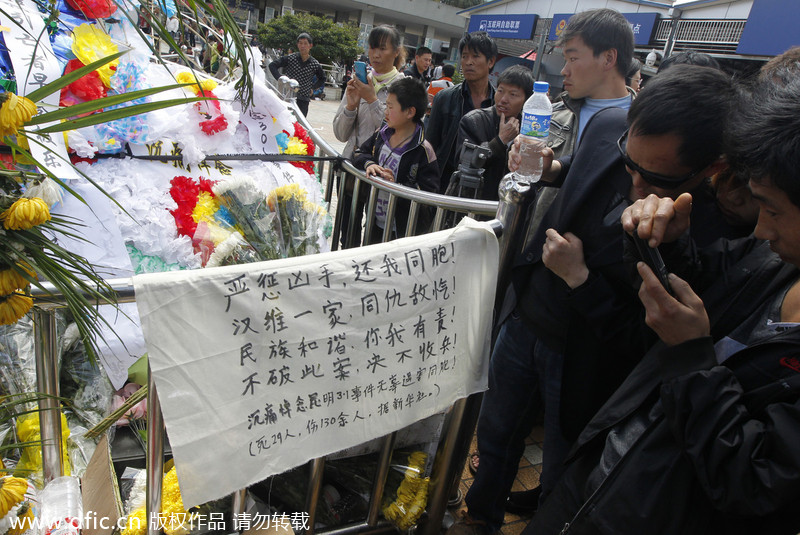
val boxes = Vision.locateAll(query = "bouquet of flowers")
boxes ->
[212,176,282,260]
[266,183,328,258]
[382,451,430,530]
[213,178,329,262]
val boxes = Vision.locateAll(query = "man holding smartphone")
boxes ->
[450,65,733,535]
[525,70,800,535]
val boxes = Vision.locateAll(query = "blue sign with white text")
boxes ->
[468,14,538,40]
[737,0,800,56]
[549,13,659,45]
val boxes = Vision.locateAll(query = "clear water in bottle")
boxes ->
[516,81,552,182]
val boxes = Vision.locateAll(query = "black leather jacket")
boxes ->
[427,82,494,192]
[452,106,511,201]
[531,240,800,535]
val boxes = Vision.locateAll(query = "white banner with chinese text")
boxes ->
[0,0,79,179]
[134,219,498,506]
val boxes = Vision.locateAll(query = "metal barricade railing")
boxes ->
[29,83,536,535]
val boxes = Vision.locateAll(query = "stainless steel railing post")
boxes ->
[367,432,397,526]
[146,364,165,535]
[33,307,63,483]
[305,457,326,534]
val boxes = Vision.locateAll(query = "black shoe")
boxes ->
[505,486,542,516]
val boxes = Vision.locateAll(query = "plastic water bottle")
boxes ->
[516,81,552,182]
[40,476,82,535]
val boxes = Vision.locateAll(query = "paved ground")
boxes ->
[306,90,545,535]
[306,91,347,154]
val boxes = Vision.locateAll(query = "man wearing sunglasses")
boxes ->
[525,63,800,535]
[460,65,733,535]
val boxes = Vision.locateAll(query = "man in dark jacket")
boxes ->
[527,74,800,535]
[450,66,732,535]
[404,46,433,85]
[268,33,325,116]
[449,65,534,200]
[427,31,496,193]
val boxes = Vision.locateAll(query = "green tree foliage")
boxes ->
[257,13,361,65]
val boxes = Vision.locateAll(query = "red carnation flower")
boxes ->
[65,0,117,18]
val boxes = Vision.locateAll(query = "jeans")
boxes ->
[465,310,571,531]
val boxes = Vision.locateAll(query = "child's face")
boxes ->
[384,93,414,130]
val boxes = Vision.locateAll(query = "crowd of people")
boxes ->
[272,9,800,533]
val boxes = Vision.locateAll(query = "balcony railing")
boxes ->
[653,18,747,53]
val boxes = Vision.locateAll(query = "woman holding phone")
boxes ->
[332,25,406,248]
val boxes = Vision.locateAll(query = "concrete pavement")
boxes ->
[305,90,348,155]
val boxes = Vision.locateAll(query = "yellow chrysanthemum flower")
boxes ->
[282,137,308,155]
[191,192,220,223]
[0,93,37,137]
[1,197,51,230]
[71,24,119,87]
[0,263,35,295]
[199,79,217,93]
[302,200,328,217]
[176,72,218,95]
[122,466,190,535]
[175,72,194,85]
[0,293,33,325]
[267,183,307,211]
[7,503,34,535]
[121,507,146,535]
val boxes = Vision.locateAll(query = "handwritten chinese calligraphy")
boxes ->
[135,220,498,506]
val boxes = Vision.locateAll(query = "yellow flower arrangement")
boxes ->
[0,263,35,296]
[191,192,219,224]
[283,137,308,155]
[0,93,37,137]
[266,183,306,211]
[0,294,33,326]
[71,24,119,87]
[0,476,35,535]
[123,466,191,535]
[15,411,71,477]
[382,452,430,530]
[1,198,51,230]
[175,72,218,95]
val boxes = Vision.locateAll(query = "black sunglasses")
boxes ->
[617,130,709,189]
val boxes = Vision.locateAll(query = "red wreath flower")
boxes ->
[168,176,220,240]
[282,122,315,174]
[194,89,228,136]
[169,176,201,237]
[60,59,107,109]
[65,0,117,19]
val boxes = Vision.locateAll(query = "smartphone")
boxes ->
[354,61,368,84]
[631,231,673,295]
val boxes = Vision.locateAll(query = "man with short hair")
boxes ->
[427,63,455,104]
[268,32,325,116]
[451,64,732,535]
[449,65,534,200]
[427,31,497,192]
[512,9,637,240]
[493,7,638,516]
[525,71,800,535]
[404,46,433,85]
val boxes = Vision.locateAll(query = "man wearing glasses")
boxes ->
[461,65,732,535]
[526,64,800,535]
